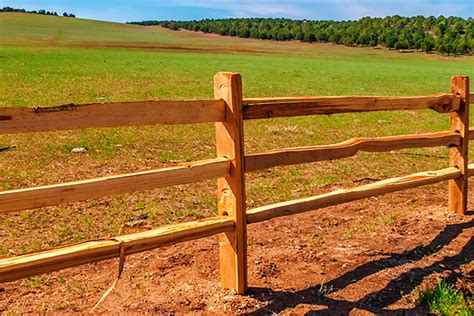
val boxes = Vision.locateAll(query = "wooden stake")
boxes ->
[214,72,247,294]
[449,76,470,214]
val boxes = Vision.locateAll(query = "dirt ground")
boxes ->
[1,182,473,314]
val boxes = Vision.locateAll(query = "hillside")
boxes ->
[0,12,316,56]
[2,12,473,58]
[0,12,186,45]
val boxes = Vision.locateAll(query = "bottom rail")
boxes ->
[0,217,234,283]
[468,163,474,177]
[247,167,461,223]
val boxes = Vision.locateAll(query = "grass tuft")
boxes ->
[419,279,473,316]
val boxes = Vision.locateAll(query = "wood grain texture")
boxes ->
[214,72,248,294]
[245,131,460,172]
[469,128,474,140]
[449,76,469,214]
[0,99,225,134]
[467,163,474,177]
[0,217,234,283]
[247,167,461,224]
[0,157,230,213]
[242,94,459,119]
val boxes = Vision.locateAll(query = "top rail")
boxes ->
[0,99,226,134]
[0,94,468,133]
[242,94,459,119]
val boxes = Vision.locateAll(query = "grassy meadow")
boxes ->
[1,12,474,255]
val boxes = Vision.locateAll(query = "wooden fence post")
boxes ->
[214,72,247,294]
[449,76,470,214]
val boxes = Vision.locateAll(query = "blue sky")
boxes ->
[1,0,472,22]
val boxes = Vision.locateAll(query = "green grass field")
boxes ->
[0,12,474,255]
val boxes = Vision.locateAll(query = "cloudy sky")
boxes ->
[1,0,472,22]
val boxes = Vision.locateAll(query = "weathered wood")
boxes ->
[449,76,469,214]
[247,167,461,224]
[245,132,460,172]
[243,94,459,119]
[467,163,474,177]
[0,217,234,283]
[0,99,226,134]
[0,157,230,213]
[470,93,474,103]
[469,129,474,140]
[214,72,247,294]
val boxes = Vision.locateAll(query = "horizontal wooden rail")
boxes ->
[0,99,226,134]
[0,217,235,283]
[242,94,459,119]
[0,157,230,213]
[245,131,459,172]
[246,167,461,223]
[468,163,474,177]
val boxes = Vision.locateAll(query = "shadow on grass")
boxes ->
[245,219,474,315]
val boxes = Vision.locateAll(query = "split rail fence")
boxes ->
[0,73,471,294]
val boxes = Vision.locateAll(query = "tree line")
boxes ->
[130,16,473,55]
[1,6,75,17]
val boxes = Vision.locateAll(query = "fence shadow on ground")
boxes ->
[245,218,474,315]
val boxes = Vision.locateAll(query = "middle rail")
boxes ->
[0,157,230,213]
[245,131,460,172]
[1,130,466,213]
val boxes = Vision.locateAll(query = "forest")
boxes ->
[130,16,474,55]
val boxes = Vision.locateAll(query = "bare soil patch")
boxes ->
[1,182,472,314]
[71,41,277,55]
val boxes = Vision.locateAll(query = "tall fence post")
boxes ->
[214,72,247,294]
[449,76,470,214]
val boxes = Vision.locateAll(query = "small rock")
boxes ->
[130,214,148,221]
[71,147,88,154]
